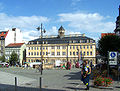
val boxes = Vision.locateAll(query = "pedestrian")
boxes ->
[81,60,91,90]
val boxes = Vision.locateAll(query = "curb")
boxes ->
[94,85,114,89]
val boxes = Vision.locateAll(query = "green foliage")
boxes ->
[0,55,5,62]
[9,51,18,65]
[94,76,113,87]
[98,35,120,57]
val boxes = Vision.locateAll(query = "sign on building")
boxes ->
[109,52,117,65]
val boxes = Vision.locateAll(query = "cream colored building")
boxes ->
[5,43,26,65]
[26,26,96,67]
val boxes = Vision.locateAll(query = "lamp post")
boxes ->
[37,23,46,75]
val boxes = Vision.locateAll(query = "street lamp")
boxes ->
[36,23,46,75]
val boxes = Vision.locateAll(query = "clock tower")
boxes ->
[58,26,65,38]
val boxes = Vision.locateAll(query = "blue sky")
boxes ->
[0,0,120,42]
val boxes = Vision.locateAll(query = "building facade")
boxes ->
[0,31,8,56]
[0,28,23,56]
[5,43,26,65]
[114,5,120,36]
[26,26,96,66]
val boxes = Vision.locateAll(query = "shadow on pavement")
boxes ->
[115,86,120,88]
[64,71,81,80]
[0,83,65,91]
[65,86,86,90]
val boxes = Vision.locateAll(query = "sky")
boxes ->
[0,0,120,43]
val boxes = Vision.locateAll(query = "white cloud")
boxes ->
[0,13,49,41]
[58,12,115,33]
[22,26,58,41]
[71,0,81,6]
[0,13,49,30]
[22,30,40,41]
[46,26,58,35]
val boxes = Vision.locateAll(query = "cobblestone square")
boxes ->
[0,67,119,91]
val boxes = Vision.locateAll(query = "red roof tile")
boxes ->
[101,33,116,38]
[0,31,8,39]
[6,43,24,47]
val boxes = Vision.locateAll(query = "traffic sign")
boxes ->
[109,52,117,59]
[109,52,118,65]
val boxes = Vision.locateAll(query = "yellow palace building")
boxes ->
[26,26,96,67]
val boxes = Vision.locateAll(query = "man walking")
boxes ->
[81,60,91,90]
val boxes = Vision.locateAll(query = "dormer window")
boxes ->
[1,36,4,39]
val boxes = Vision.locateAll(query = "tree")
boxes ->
[0,55,5,62]
[9,51,18,66]
[98,35,120,57]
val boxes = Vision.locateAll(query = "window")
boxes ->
[90,45,92,49]
[51,46,55,49]
[46,52,48,55]
[83,51,85,55]
[83,45,85,49]
[31,59,33,62]
[62,52,66,55]
[31,52,33,55]
[57,46,60,49]
[62,46,66,49]
[40,47,41,50]
[28,59,30,62]
[73,52,75,55]
[37,47,39,50]
[90,40,93,43]
[43,47,45,50]
[87,51,89,55]
[76,46,78,49]
[70,52,72,55]
[37,52,39,55]
[43,52,45,55]
[29,47,30,50]
[46,47,47,50]
[87,45,89,49]
[34,52,36,55]
[31,47,33,50]
[70,46,72,49]
[80,51,82,56]
[1,36,4,39]
[57,52,60,55]
[76,52,78,55]
[34,47,36,50]
[90,51,92,55]
[51,52,55,55]
[40,52,41,55]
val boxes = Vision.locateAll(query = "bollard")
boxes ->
[40,77,42,91]
[41,69,42,75]
[15,77,17,91]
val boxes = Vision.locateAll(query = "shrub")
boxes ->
[94,76,113,87]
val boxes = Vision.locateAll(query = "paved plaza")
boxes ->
[0,67,119,91]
